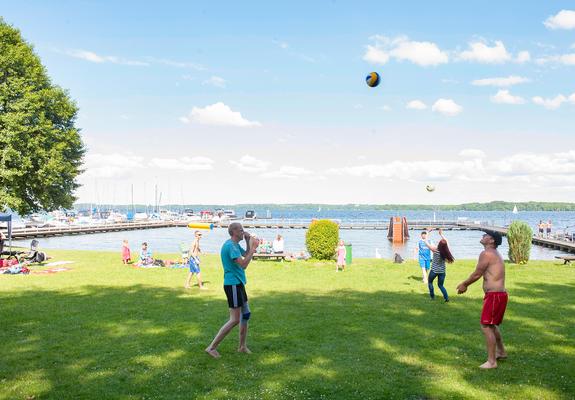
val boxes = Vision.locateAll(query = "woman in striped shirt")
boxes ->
[424,229,455,302]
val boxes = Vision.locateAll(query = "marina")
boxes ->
[7,218,575,255]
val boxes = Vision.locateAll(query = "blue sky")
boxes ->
[2,1,575,204]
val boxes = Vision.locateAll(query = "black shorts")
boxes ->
[224,283,248,308]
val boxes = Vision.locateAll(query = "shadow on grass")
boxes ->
[0,281,573,399]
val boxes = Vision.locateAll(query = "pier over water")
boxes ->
[6,219,575,254]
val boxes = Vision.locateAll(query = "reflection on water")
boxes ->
[14,226,565,260]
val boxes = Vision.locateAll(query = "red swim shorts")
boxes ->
[481,292,508,325]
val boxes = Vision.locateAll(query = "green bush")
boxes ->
[507,221,532,264]
[305,219,339,260]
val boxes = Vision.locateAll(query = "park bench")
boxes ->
[253,252,287,261]
[555,255,575,264]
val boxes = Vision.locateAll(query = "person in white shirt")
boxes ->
[272,234,284,253]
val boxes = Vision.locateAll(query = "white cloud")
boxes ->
[515,51,531,63]
[363,44,390,64]
[363,35,448,66]
[326,150,575,187]
[202,76,227,88]
[406,100,427,110]
[491,90,526,105]
[145,57,205,70]
[432,99,463,116]
[353,104,364,109]
[262,166,313,179]
[83,153,145,178]
[230,155,269,172]
[532,95,567,110]
[459,149,486,158]
[149,156,214,171]
[380,105,392,112]
[537,53,575,65]
[60,49,207,69]
[458,40,512,63]
[64,49,148,66]
[471,75,530,87]
[569,92,575,103]
[180,102,261,127]
[544,10,575,30]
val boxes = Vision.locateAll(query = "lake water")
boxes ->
[13,209,575,260]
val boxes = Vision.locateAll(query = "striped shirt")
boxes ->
[431,250,446,274]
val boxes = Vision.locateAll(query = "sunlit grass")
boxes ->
[1,250,574,399]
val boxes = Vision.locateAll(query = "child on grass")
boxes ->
[122,240,131,264]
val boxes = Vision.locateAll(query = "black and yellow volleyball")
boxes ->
[365,72,381,87]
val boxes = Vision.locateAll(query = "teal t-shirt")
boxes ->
[221,239,247,285]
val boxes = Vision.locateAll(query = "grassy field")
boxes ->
[1,250,574,400]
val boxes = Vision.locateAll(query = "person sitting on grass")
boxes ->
[423,228,454,302]
[136,242,154,267]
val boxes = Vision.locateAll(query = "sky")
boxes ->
[2,1,575,205]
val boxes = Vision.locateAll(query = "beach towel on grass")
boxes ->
[32,267,72,274]
[43,261,74,267]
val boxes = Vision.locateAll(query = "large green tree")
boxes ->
[0,19,84,215]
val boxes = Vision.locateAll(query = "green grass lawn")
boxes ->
[1,250,574,400]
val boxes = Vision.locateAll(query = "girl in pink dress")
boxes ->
[122,240,131,264]
[336,240,346,272]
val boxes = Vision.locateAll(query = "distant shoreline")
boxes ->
[74,201,575,212]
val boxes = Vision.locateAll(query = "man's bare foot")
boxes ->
[199,286,208,290]
[238,347,252,354]
[205,347,221,358]
[479,361,497,369]
[184,285,190,289]
[496,352,508,360]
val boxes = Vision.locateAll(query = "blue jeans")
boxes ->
[428,271,448,301]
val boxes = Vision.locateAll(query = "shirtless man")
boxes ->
[457,231,508,369]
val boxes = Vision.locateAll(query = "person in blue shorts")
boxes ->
[185,231,205,290]
[418,231,432,283]
[205,222,259,358]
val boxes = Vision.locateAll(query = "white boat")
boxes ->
[224,209,238,219]
[512,205,518,214]
[134,212,149,221]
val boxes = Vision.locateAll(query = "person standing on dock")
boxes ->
[185,231,205,290]
[205,222,259,358]
[546,220,552,239]
[457,231,508,369]
[417,231,432,283]
[538,220,544,238]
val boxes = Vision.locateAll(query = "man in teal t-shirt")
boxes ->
[205,222,259,358]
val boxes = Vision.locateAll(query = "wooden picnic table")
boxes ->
[555,255,575,264]
[253,252,288,261]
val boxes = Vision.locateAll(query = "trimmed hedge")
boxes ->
[507,221,532,264]
[305,219,339,260]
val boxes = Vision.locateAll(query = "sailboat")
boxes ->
[318,206,322,212]
[512,205,518,214]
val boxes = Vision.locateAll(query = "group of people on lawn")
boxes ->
[119,222,509,369]
[417,227,508,368]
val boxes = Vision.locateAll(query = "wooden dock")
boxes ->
[457,223,575,254]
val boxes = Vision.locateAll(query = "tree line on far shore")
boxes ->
[74,201,575,212]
